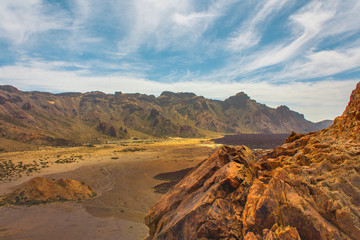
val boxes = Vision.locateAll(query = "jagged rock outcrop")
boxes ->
[2,177,96,205]
[145,82,360,240]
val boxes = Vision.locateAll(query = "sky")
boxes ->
[0,0,359,122]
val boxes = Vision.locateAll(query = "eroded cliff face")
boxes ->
[0,85,331,151]
[145,83,360,240]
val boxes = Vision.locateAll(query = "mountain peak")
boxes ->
[341,82,360,123]
[160,91,197,99]
[83,91,107,98]
[224,91,252,109]
[0,85,20,93]
[276,105,290,111]
[329,82,360,141]
[235,91,249,98]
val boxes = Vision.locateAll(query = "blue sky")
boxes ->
[0,0,359,121]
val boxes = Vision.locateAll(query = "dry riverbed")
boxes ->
[0,138,220,240]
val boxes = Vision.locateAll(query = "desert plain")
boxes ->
[0,138,219,240]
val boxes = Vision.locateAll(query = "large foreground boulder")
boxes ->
[145,83,360,240]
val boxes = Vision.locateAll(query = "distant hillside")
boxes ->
[0,85,332,150]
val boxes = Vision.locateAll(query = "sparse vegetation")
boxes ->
[89,192,97,198]
[54,155,82,164]
[0,154,86,182]
[116,147,146,152]
[0,159,44,182]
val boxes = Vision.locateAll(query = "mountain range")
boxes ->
[0,85,332,151]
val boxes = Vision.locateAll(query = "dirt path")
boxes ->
[0,138,219,240]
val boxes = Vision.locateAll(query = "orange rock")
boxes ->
[145,82,360,240]
[4,177,96,204]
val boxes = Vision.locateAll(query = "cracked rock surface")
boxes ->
[145,83,360,240]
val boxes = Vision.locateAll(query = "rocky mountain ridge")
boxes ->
[145,82,360,239]
[0,85,331,151]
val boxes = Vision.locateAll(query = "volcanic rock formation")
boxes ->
[2,177,96,205]
[145,83,360,240]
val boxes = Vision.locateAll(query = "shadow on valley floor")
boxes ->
[153,167,193,194]
[212,133,290,149]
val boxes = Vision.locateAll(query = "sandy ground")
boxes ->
[0,138,220,240]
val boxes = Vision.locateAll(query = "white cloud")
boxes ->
[73,0,91,22]
[228,31,259,52]
[240,80,357,122]
[0,0,70,44]
[239,1,335,72]
[227,0,290,51]
[116,0,190,54]
[280,46,360,80]
[203,0,359,83]
[316,0,360,38]
[116,0,235,55]
[172,12,217,27]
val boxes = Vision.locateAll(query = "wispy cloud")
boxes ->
[0,0,70,44]
[0,0,359,122]
[279,46,360,80]
[115,0,236,55]
[227,0,290,51]
[196,0,360,83]
[217,0,336,78]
